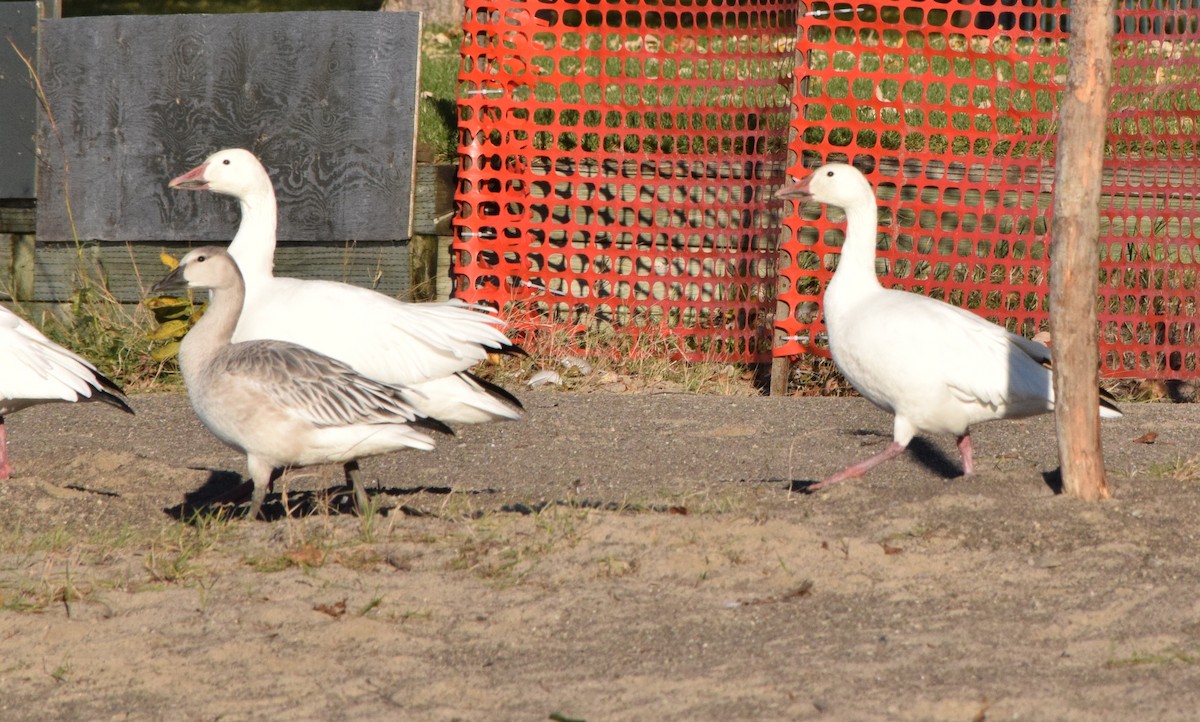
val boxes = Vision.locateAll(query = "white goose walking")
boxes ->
[152,247,451,520]
[776,163,1121,489]
[167,149,524,427]
[0,306,134,479]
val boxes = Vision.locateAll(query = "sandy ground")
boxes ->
[0,389,1198,721]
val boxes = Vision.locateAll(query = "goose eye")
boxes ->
[222,159,231,165]
[196,255,207,262]
[826,170,834,177]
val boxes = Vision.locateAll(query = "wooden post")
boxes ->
[769,329,790,395]
[1049,0,1114,500]
[1,205,37,301]
[11,233,35,301]
[409,233,439,302]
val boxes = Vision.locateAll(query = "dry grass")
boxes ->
[1149,456,1200,483]
[480,304,765,396]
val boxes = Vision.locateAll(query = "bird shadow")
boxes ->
[907,438,962,478]
[163,468,500,523]
[787,436,964,493]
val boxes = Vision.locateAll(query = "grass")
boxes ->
[481,305,762,395]
[449,506,590,585]
[418,24,462,163]
[144,510,238,585]
[1106,646,1199,668]
[1149,456,1200,483]
[800,29,1066,159]
[0,487,764,615]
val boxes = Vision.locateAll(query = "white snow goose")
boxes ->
[776,163,1122,490]
[151,247,452,520]
[167,148,524,428]
[0,305,134,479]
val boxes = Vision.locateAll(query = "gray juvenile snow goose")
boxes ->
[777,163,1122,490]
[151,247,451,519]
[0,306,133,479]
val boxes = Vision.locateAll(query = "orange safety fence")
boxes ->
[777,0,1200,379]
[454,0,797,361]
[456,0,1200,378]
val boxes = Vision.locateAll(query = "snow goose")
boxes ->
[168,148,524,426]
[0,306,133,479]
[151,246,451,520]
[776,163,1121,490]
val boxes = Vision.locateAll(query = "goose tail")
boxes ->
[1099,388,1123,419]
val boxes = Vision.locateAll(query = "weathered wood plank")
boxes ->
[412,164,456,236]
[20,241,411,304]
[6,161,459,303]
[0,206,36,234]
[37,12,421,243]
[436,235,454,301]
[0,2,39,200]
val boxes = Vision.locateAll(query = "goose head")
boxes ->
[775,163,874,209]
[151,246,243,295]
[169,148,271,200]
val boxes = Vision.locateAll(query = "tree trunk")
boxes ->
[1049,0,1115,501]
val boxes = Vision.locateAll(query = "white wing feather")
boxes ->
[232,277,512,387]
[833,290,1054,428]
[0,307,112,410]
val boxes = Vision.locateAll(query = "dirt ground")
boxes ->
[0,388,1198,721]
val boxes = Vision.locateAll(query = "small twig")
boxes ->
[735,580,814,607]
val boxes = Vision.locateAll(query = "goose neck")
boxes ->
[226,189,277,281]
[179,281,245,381]
[832,197,884,289]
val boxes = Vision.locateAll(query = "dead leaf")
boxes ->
[1136,379,1169,400]
[668,506,688,515]
[314,599,346,618]
[149,341,181,362]
[527,369,563,387]
[1133,432,1158,444]
[782,580,814,599]
[146,319,191,341]
[881,543,904,555]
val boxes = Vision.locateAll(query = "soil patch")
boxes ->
[0,391,1197,720]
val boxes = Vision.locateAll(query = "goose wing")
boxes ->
[217,340,434,429]
[883,292,1052,413]
[0,307,131,412]
[234,277,516,386]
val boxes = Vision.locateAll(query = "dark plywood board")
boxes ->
[0,241,410,304]
[0,2,40,199]
[36,11,420,243]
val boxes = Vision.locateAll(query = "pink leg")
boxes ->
[957,433,975,475]
[810,441,907,491]
[0,418,12,481]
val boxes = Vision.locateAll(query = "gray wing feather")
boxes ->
[217,340,421,427]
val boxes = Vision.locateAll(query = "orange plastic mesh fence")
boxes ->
[454,0,797,361]
[777,0,1200,379]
